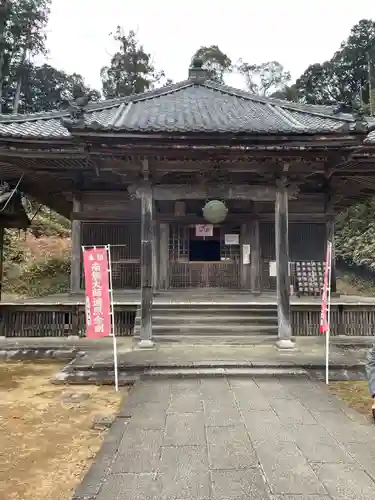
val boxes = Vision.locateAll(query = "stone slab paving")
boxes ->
[73,377,375,500]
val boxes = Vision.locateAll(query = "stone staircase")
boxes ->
[133,303,278,339]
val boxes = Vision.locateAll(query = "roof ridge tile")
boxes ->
[201,81,354,122]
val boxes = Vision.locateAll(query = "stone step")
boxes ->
[148,305,277,314]
[136,324,278,335]
[151,305,277,312]
[53,366,309,385]
[133,334,279,344]
[141,367,308,378]
[134,303,278,338]
[135,315,277,325]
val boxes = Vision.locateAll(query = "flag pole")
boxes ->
[325,241,332,385]
[106,244,119,392]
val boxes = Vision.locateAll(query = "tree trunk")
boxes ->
[0,1,10,114]
[13,45,27,114]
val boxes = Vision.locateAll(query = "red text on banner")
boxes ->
[82,247,111,339]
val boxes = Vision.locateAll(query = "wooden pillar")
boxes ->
[275,180,294,349]
[152,211,158,291]
[70,197,82,294]
[250,218,261,294]
[324,209,337,293]
[159,223,169,290]
[139,185,154,347]
[325,215,337,294]
[240,222,251,289]
[324,189,337,293]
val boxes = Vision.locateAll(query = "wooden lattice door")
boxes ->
[168,224,241,288]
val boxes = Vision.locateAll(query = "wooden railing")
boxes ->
[169,261,240,288]
[0,305,136,337]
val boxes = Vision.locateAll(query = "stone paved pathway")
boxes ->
[73,377,375,500]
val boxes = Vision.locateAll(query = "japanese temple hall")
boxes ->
[0,58,375,347]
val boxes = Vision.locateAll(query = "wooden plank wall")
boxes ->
[80,192,140,219]
[260,222,326,291]
[73,191,328,291]
[80,222,141,288]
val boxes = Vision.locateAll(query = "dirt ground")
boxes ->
[329,380,373,418]
[0,362,124,500]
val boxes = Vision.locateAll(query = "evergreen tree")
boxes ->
[0,0,51,113]
[191,45,232,83]
[101,27,165,98]
[295,19,375,107]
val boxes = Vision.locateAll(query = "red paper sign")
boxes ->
[196,224,213,237]
[320,242,332,333]
[82,247,111,339]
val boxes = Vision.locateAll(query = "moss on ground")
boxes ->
[329,381,372,417]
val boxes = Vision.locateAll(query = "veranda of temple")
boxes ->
[0,59,375,346]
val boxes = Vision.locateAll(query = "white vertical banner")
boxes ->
[106,244,119,391]
[320,241,332,385]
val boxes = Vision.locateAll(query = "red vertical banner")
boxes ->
[320,242,332,334]
[82,247,111,339]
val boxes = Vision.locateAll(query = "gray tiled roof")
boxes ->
[0,79,360,139]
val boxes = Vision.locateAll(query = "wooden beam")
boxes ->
[250,218,261,294]
[71,212,140,221]
[129,184,299,201]
[275,178,294,349]
[70,197,82,294]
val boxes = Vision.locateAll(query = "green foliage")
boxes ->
[270,84,300,102]
[192,45,232,83]
[295,19,375,107]
[0,0,51,112]
[23,199,71,237]
[237,60,291,96]
[29,213,70,238]
[337,269,375,296]
[335,200,375,270]
[4,254,70,297]
[0,1,100,113]
[5,63,101,113]
[101,27,165,99]
[3,228,24,263]
[2,204,71,298]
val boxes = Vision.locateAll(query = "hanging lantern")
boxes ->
[203,200,228,224]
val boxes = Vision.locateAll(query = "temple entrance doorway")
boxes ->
[168,224,241,289]
[189,227,221,262]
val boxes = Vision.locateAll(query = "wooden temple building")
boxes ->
[0,59,375,345]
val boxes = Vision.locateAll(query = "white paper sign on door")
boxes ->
[242,244,251,264]
[196,224,213,237]
[269,261,292,277]
[269,261,277,277]
[225,234,239,245]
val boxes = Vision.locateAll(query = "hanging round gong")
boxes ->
[202,200,228,224]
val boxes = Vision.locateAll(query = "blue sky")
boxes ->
[43,0,375,91]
